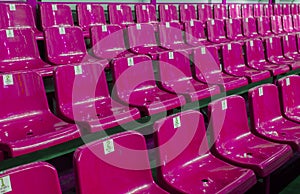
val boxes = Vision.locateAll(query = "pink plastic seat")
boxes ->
[184,20,212,46]
[242,17,260,38]
[282,34,300,61]
[207,19,231,44]
[108,4,135,28]
[225,18,246,41]
[0,71,79,158]
[179,4,197,23]
[241,4,254,18]
[158,51,220,102]
[39,3,74,30]
[270,16,284,35]
[158,22,195,54]
[213,4,228,20]
[264,36,300,70]
[158,4,179,23]
[257,16,273,37]
[273,4,282,15]
[245,39,290,76]
[74,131,168,194]
[90,24,133,59]
[197,4,213,24]
[282,15,295,34]
[208,95,293,177]
[263,4,273,17]
[0,3,43,40]
[228,4,241,19]
[249,84,300,152]
[76,4,106,33]
[54,63,140,134]
[253,4,264,17]
[0,28,53,77]
[135,4,158,28]
[154,110,256,193]
[128,23,168,60]
[282,4,291,15]
[112,55,186,116]
[291,4,298,15]
[193,46,248,91]
[222,43,270,82]
[293,15,300,32]
[0,162,61,194]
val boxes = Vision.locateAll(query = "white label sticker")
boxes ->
[258,87,263,96]
[52,4,57,11]
[222,100,227,110]
[211,20,215,25]
[168,52,174,59]
[285,36,288,41]
[272,16,276,20]
[166,22,170,28]
[3,74,13,86]
[190,20,194,27]
[260,17,263,22]
[59,27,66,35]
[220,64,222,70]
[269,38,273,43]
[173,116,181,128]
[229,19,233,24]
[74,65,82,75]
[228,44,232,50]
[245,18,248,22]
[6,29,14,38]
[87,4,92,11]
[184,4,188,9]
[231,4,234,8]
[284,5,286,8]
[101,25,107,32]
[116,5,121,11]
[9,4,16,11]
[250,40,254,47]
[127,57,134,66]
[217,4,220,8]
[142,5,146,10]
[0,176,12,193]
[136,23,141,30]
[165,5,168,10]
[286,78,290,86]
[256,5,258,8]
[202,4,205,9]
[103,139,115,155]
[201,47,206,54]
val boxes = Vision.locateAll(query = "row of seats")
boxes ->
[5,74,300,193]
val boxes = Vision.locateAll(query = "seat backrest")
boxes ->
[208,95,251,144]
[270,15,283,34]
[108,4,134,26]
[135,4,157,23]
[248,84,282,128]
[44,26,87,65]
[241,4,253,18]
[245,39,266,63]
[74,131,157,194]
[159,4,179,22]
[291,4,298,15]
[253,4,264,17]
[222,43,245,69]
[0,162,61,194]
[242,17,258,38]
[282,15,294,33]
[158,22,184,48]
[76,4,106,31]
[282,4,290,15]
[257,16,271,36]
[197,4,213,23]
[90,24,126,59]
[179,4,197,23]
[282,35,297,54]
[207,19,226,43]
[184,20,206,46]
[225,18,243,40]
[263,4,273,16]
[228,4,241,19]
[154,110,209,174]
[39,3,74,30]
[213,4,228,19]
[293,15,300,31]
[273,4,282,15]
[128,23,157,48]
[264,36,283,58]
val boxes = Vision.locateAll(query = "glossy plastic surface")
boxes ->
[270,16,284,35]
[213,4,227,20]
[282,4,291,15]
[207,19,230,44]
[108,4,134,28]
[135,4,158,24]
[179,4,197,23]
[241,4,253,18]
[263,4,273,16]
[273,4,282,15]
[282,34,300,61]
[197,4,213,23]
[253,4,264,17]
[158,4,179,23]
[225,18,245,41]
[257,17,272,37]
[282,15,294,33]
[228,4,241,18]
[291,4,298,15]
[242,17,260,39]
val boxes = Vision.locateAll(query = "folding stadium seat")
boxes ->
[158,22,195,54]
[128,23,168,60]
[0,71,79,157]
[197,4,213,24]
[257,16,273,37]
[213,4,228,20]
[270,16,284,35]
[112,55,186,116]
[90,24,132,60]
[179,4,197,23]
[241,4,254,18]
[154,110,256,193]
[135,4,158,29]
[242,17,260,39]
[245,39,290,76]
[249,84,300,152]
[0,162,61,194]
[39,3,74,30]
[253,4,264,17]
[0,3,43,40]
[273,4,282,15]
[0,28,53,77]
[293,15,300,32]
[208,95,293,177]
[158,51,220,102]
[193,46,249,91]
[207,19,231,44]
[282,15,295,34]
[184,20,212,46]
[74,131,168,194]
[228,4,241,19]
[222,43,270,82]
[291,4,298,15]
[282,34,300,61]
[264,36,300,70]
[263,4,273,17]
[225,18,246,41]
[54,63,140,133]
[108,4,135,28]
[76,4,106,36]
[282,4,291,15]
[159,4,179,23]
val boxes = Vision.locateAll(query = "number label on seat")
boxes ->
[0,176,12,193]
[103,139,115,155]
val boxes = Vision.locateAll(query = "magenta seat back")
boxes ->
[265,36,283,58]
[39,4,73,30]
[243,17,258,38]
[245,39,266,63]
[225,18,243,40]
[241,4,254,18]
[282,15,293,33]
[213,4,228,19]
[228,4,241,19]
[282,4,290,15]
[291,4,298,15]
[108,4,133,26]
[197,4,213,23]
[76,4,106,31]
[257,16,271,36]
[207,19,226,42]
[271,15,283,34]
[0,162,61,194]
[248,84,282,128]
[44,26,87,65]
[293,15,300,31]
[154,110,209,174]
[128,23,157,47]
[184,20,206,45]
[179,4,197,23]
[273,4,282,15]
[159,4,178,22]
[74,131,157,194]
[135,4,157,23]
[222,43,245,69]
[282,35,298,54]
[158,22,184,48]
[263,4,273,16]
[253,4,263,17]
